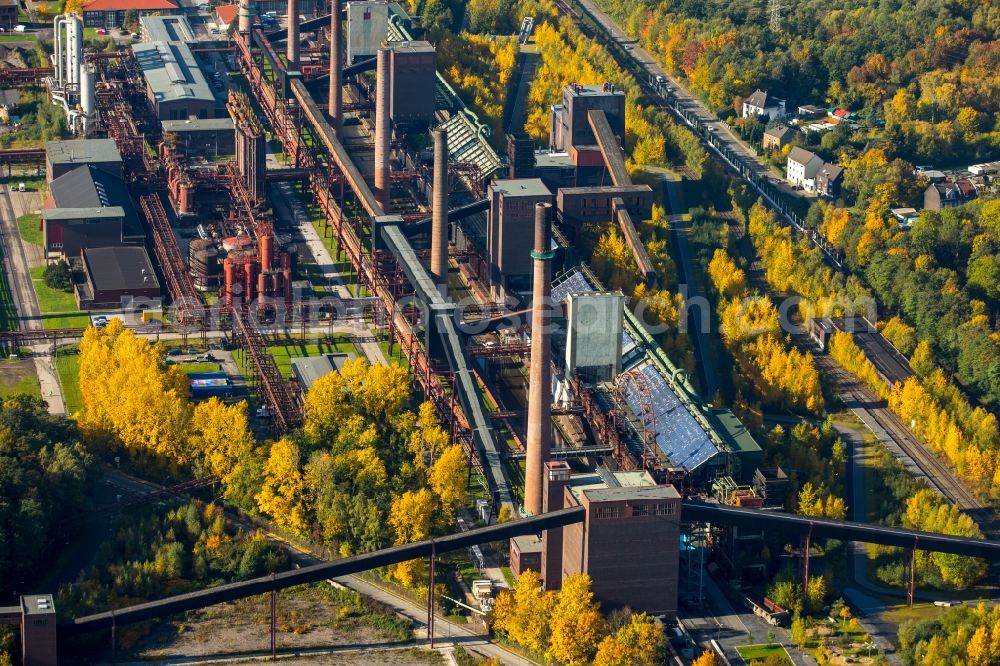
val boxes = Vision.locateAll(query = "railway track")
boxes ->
[815,354,997,536]
[0,185,42,334]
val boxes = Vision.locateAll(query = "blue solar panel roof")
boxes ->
[551,270,593,305]
[552,270,635,355]
[622,363,719,470]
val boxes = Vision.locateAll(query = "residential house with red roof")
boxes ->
[83,0,180,29]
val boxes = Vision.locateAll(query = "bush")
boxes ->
[43,260,72,292]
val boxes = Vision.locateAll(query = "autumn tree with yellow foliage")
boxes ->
[78,320,193,463]
[709,249,824,412]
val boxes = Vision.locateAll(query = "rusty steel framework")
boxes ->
[614,369,660,470]
[0,68,53,85]
[231,307,304,433]
[231,29,504,491]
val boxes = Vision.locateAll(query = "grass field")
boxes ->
[266,338,358,378]
[17,213,41,246]
[179,362,225,374]
[54,347,82,415]
[0,359,40,399]
[29,265,89,330]
[736,644,792,663]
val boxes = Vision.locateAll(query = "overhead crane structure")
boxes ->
[232,30,515,510]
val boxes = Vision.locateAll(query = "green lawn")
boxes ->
[234,337,358,379]
[377,339,410,369]
[30,266,80,323]
[736,644,792,663]
[266,338,358,378]
[54,348,82,415]
[0,34,37,45]
[17,213,41,246]
[41,312,91,330]
[179,362,225,374]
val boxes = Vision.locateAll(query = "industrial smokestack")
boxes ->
[286,0,300,69]
[524,202,553,516]
[238,0,253,33]
[328,0,343,136]
[430,127,448,294]
[374,47,392,212]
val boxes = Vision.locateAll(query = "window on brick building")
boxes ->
[595,505,620,520]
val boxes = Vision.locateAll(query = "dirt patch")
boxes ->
[0,359,39,398]
[237,648,444,665]
[135,585,414,660]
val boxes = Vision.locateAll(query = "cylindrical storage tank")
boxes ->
[189,239,220,291]
[224,255,236,305]
[244,260,258,302]
[257,272,267,299]
[259,232,273,273]
[67,15,82,86]
[178,182,194,215]
[80,65,95,116]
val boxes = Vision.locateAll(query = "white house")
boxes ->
[742,90,786,119]
[786,147,824,192]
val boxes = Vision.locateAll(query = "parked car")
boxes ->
[93,316,109,329]
[13,25,26,33]
[95,28,107,35]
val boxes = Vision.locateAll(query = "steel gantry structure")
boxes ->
[232,29,515,510]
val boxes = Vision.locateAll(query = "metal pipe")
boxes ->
[286,0,299,68]
[374,47,391,212]
[328,0,342,137]
[430,127,448,293]
[524,202,553,516]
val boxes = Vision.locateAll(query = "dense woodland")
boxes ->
[492,570,665,666]
[595,0,1000,165]
[76,321,467,594]
[0,397,95,594]
[898,602,1000,665]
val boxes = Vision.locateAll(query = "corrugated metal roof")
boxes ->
[437,111,502,180]
[133,40,214,104]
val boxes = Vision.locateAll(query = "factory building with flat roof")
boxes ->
[45,138,123,181]
[76,246,162,309]
[133,40,219,121]
[486,178,552,299]
[541,463,681,617]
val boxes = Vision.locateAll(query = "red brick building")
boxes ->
[82,0,179,29]
[0,0,17,32]
[540,462,681,617]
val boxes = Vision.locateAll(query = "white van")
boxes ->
[13,25,26,33]
[17,183,25,192]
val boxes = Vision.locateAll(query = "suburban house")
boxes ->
[815,163,844,198]
[742,90,786,119]
[924,180,978,211]
[0,0,17,32]
[786,147,824,191]
[82,0,180,29]
[213,4,238,32]
[762,125,795,151]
